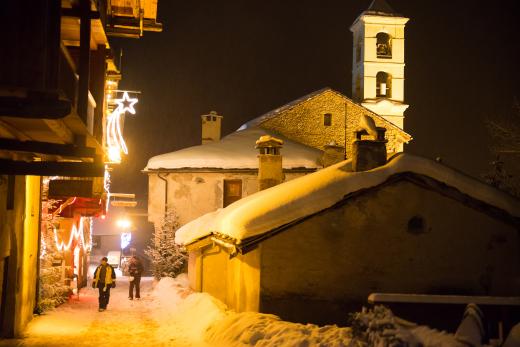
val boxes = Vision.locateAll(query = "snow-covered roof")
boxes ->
[145,127,323,171]
[176,153,520,247]
[237,87,411,141]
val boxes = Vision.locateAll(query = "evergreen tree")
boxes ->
[145,209,187,280]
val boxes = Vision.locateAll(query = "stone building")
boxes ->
[145,88,411,228]
[175,148,520,326]
[145,0,412,230]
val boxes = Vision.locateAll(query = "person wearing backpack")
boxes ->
[128,255,143,300]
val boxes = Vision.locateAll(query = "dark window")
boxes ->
[407,215,426,235]
[212,116,217,121]
[223,180,242,207]
[376,71,392,98]
[376,32,392,58]
[324,113,332,126]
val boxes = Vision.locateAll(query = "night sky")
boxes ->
[110,0,520,199]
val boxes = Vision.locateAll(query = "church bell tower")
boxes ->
[350,0,409,130]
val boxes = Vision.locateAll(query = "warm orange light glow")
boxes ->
[53,217,89,252]
[106,92,139,163]
[116,218,132,229]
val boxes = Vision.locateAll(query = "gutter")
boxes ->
[157,172,169,217]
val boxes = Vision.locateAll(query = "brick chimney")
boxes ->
[201,111,223,144]
[352,127,387,171]
[320,141,345,167]
[256,135,284,191]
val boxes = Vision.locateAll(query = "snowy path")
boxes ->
[1,277,205,347]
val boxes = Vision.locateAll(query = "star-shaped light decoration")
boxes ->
[114,91,138,115]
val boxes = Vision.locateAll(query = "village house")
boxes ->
[175,130,520,327]
[0,0,161,337]
[145,0,413,229]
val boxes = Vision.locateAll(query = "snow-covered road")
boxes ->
[0,276,205,347]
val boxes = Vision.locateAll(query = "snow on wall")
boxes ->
[145,128,323,170]
[176,153,520,246]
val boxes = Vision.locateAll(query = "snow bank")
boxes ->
[145,127,322,170]
[151,276,469,347]
[176,153,520,246]
[151,274,226,344]
[151,275,352,346]
[206,312,352,347]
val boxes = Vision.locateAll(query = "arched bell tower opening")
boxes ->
[376,71,392,97]
[376,32,392,58]
[350,0,409,133]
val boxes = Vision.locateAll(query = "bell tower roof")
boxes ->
[364,0,401,17]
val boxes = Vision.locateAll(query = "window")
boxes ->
[324,113,332,126]
[376,32,392,58]
[223,179,242,207]
[376,71,392,98]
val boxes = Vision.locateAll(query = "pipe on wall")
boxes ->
[157,172,169,217]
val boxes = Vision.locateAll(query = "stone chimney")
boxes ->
[352,127,387,171]
[320,141,345,167]
[201,111,223,144]
[256,135,284,191]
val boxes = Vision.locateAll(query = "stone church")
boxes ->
[145,0,411,228]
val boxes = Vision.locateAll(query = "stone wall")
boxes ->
[147,171,310,227]
[259,179,520,324]
[259,90,405,157]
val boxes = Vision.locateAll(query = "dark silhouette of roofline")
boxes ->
[364,0,402,17]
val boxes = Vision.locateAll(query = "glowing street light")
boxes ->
[116,218,132,229]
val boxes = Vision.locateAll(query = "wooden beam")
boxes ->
[43,119,74,143]
[61,8,100,19]
[0,159,105,177]
[77,0,91,123]
[0,95,71,119]
[0,138,96,158]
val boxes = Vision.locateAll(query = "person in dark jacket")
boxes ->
[128,256,143,300]
[92,256,116,311]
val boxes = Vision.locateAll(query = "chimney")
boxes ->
[201,111,223,144]
[352,127,387,171]
[320,141,345,167]
[256,135,284,191]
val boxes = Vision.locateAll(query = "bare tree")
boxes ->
[485,100,520,197]
[487,100,520,155]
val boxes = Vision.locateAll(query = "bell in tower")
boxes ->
[350,0,409,132]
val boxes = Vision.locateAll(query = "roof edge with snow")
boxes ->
[175,153,520,248]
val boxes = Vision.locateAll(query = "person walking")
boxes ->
[128,255,143,300]
[92,256,116,312]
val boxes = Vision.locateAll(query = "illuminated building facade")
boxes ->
[0,0,161,337]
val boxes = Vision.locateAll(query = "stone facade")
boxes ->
[188,178,520,326]
[147,89,409,229]
[258,89,408,156]
[147,170,311,226]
